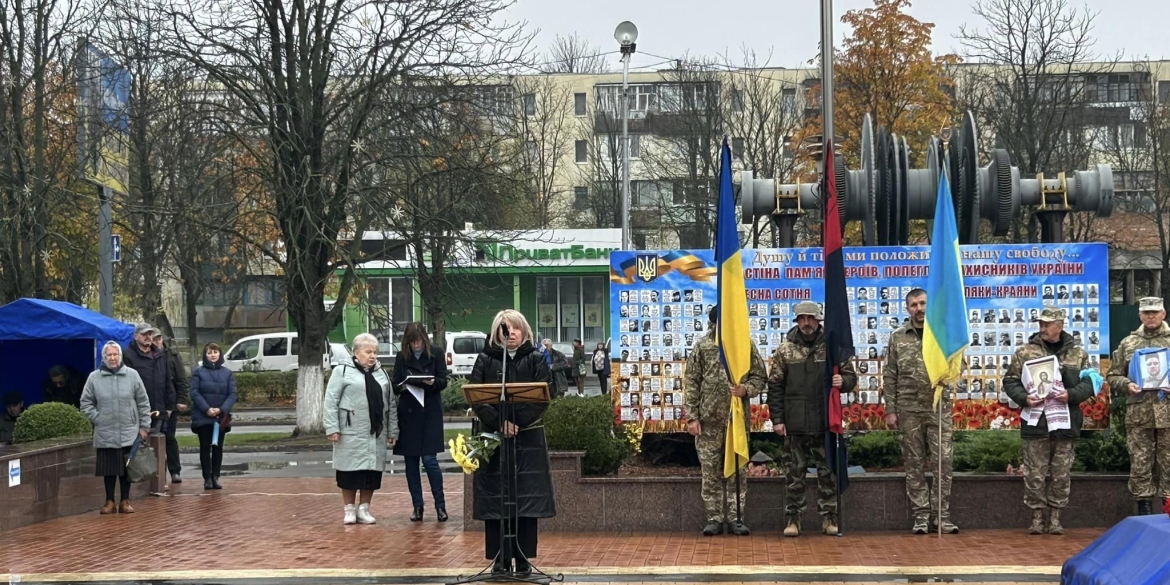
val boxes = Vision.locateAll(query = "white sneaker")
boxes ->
[343,504,357,525]
[356,503,376,524]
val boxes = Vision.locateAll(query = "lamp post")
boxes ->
[614,21,638,250]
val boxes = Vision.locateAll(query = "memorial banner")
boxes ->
[610,243,1111,433]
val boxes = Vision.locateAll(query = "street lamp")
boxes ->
[614,21,638,250]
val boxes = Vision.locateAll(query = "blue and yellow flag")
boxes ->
[714,137,751,478]
[924,169,970,408]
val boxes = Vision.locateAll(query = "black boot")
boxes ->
[1137,500,1153,515]
[436,506,448,522]
[204,477,213,490]
[410,506,423,522]
[211,476,222,490]
[702,522,723,536]
[491,559,509,575]
[514,558,531,576]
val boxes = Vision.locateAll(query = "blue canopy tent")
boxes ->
[0,299,135,408]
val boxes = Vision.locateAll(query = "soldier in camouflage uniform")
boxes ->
[1106,296,1170,515]
[1002,307,1093,535]
[684,306,768,536]
[767,301,856,537]
[881,288,959,534]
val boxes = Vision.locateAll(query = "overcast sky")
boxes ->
[503,0,1170,72]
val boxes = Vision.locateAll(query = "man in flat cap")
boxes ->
[1002,307,1092,535]
[767,301,856,537]
[123,325,176,442]
[1107,296,1170,515]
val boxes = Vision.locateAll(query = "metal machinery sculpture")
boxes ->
[739,112,1116,246]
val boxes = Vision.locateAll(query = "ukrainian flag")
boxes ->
[714,137,750,478]
[923,169,970,408]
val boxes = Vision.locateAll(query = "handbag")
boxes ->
[578,362,588,377]
[125,436,158,484]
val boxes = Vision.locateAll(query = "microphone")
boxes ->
[498,322,511,340]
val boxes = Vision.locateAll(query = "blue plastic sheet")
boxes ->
[1061,515,1170,585]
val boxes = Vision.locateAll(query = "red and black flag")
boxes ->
[822,140,853,495]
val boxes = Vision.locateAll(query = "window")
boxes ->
[228,339,259,361]
[534,276,607,347]
[732,137,745,158]
[291,337,300,356]
[473,85,514,116]
[453,337,485,354]
[367,277,414,354]
[1160,81,1170,104]
[263,337,288,357]
[731,89,744,113]
[523,93,536,116]
[245,277,283,306]
[575,140,587,163]
[629,134,641,159]
[782,88,797,111]
[573,186,588,210]
[594,84,658,113]
[574,93,587,116]
[601,134,641,161]
[632,232,647,249]
[1089,73,1147,103]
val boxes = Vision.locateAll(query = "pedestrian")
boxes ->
[1,391,23,444]
[1002,307,1093,535]
[684,305,767,536]
[882,288,959,534]
[79,342,151,515]
[152,331,189,484]
[1106,296,1170,515]
[42,365,84,408]
[324,333,398,525]
[572,339,586,396]
[592,342,610,394]
[391,322,449,523]
[541,339,570,399]
[122,323,175,477]
[469,309,555,576]
[768,301,856,537]
[189,343,237,491]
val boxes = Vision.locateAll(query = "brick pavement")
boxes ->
[0,476,1095,580]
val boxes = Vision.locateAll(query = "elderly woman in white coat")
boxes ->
[80,341,152,515]
[324,333,399,525]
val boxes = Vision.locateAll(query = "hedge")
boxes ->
[234,371,300,405]
[12,402,92,443]
[442,377,469,414]
[544,395,633,476]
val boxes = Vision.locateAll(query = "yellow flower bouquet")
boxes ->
[448,432,502,474]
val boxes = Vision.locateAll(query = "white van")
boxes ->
[444,331,487,376]
[223,332,323,372]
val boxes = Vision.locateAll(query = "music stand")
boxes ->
[451,381,561,585]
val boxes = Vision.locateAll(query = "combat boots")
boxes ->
[1137,500,1153,516]
[702,521,723,536]
[911,516,929,535]
[1028,509,1045,535]
[1047,509,1064,535]
[822,515,838,535]
[783,517,800,537]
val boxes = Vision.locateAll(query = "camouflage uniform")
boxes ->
[767,326,856,520]
[1001,318,1092,512]
[882,324,953,524]
[1107,308,1170,502]
[684,330,768,524]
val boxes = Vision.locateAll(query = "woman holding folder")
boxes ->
[390,322,450,521]
[189,343,237,491]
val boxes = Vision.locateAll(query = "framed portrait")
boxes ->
[1138,349,1170,389]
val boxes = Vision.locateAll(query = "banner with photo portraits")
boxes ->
[609,243,1111,433]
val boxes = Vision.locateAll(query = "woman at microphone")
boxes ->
[468,309,555,576]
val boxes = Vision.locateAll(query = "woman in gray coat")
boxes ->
[80,341,152,515]
[324,333,399,525]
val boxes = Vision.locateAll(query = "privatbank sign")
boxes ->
[478,241,618,264]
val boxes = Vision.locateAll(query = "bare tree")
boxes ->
[506,75,575,227]
[571,86,622,230]
[545,33,606,74]
[158,0,529,434]
[957,0,1115,242]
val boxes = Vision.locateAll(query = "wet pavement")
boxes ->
[176,451,463,478]
[0,476,1092,583]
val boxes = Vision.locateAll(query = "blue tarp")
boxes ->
[0,299,135,408]
[1062,515,1170,585]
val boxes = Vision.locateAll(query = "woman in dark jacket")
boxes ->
[591,342,611,394]
[189,343,238,490]
[391,322,450,522]
[469,309,555,576]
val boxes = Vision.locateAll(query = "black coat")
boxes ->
[42,368,84,408]
[391,346,449,457]
[123,344,176,416]
[469,342,556,520]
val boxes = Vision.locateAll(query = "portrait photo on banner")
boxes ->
[1139,348,1170,389]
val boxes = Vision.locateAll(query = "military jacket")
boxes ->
[881,324,950,415]
[767,327,857,434]
[1002,331,1093,439]
[1107,322,1170,429]
[683,331,767,425]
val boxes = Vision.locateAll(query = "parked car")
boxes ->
[445,331,487,376]
[222,332,326,372]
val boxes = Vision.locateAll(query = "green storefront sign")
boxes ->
[478,242,617,263]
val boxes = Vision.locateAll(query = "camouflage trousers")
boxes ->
[1022,437,1075,510]
[696,426,748,523]
[783,435,837,519]
[898,410,954,521]
[1126,427,1170,499]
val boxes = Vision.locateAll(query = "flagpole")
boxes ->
[937,394,943,538]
